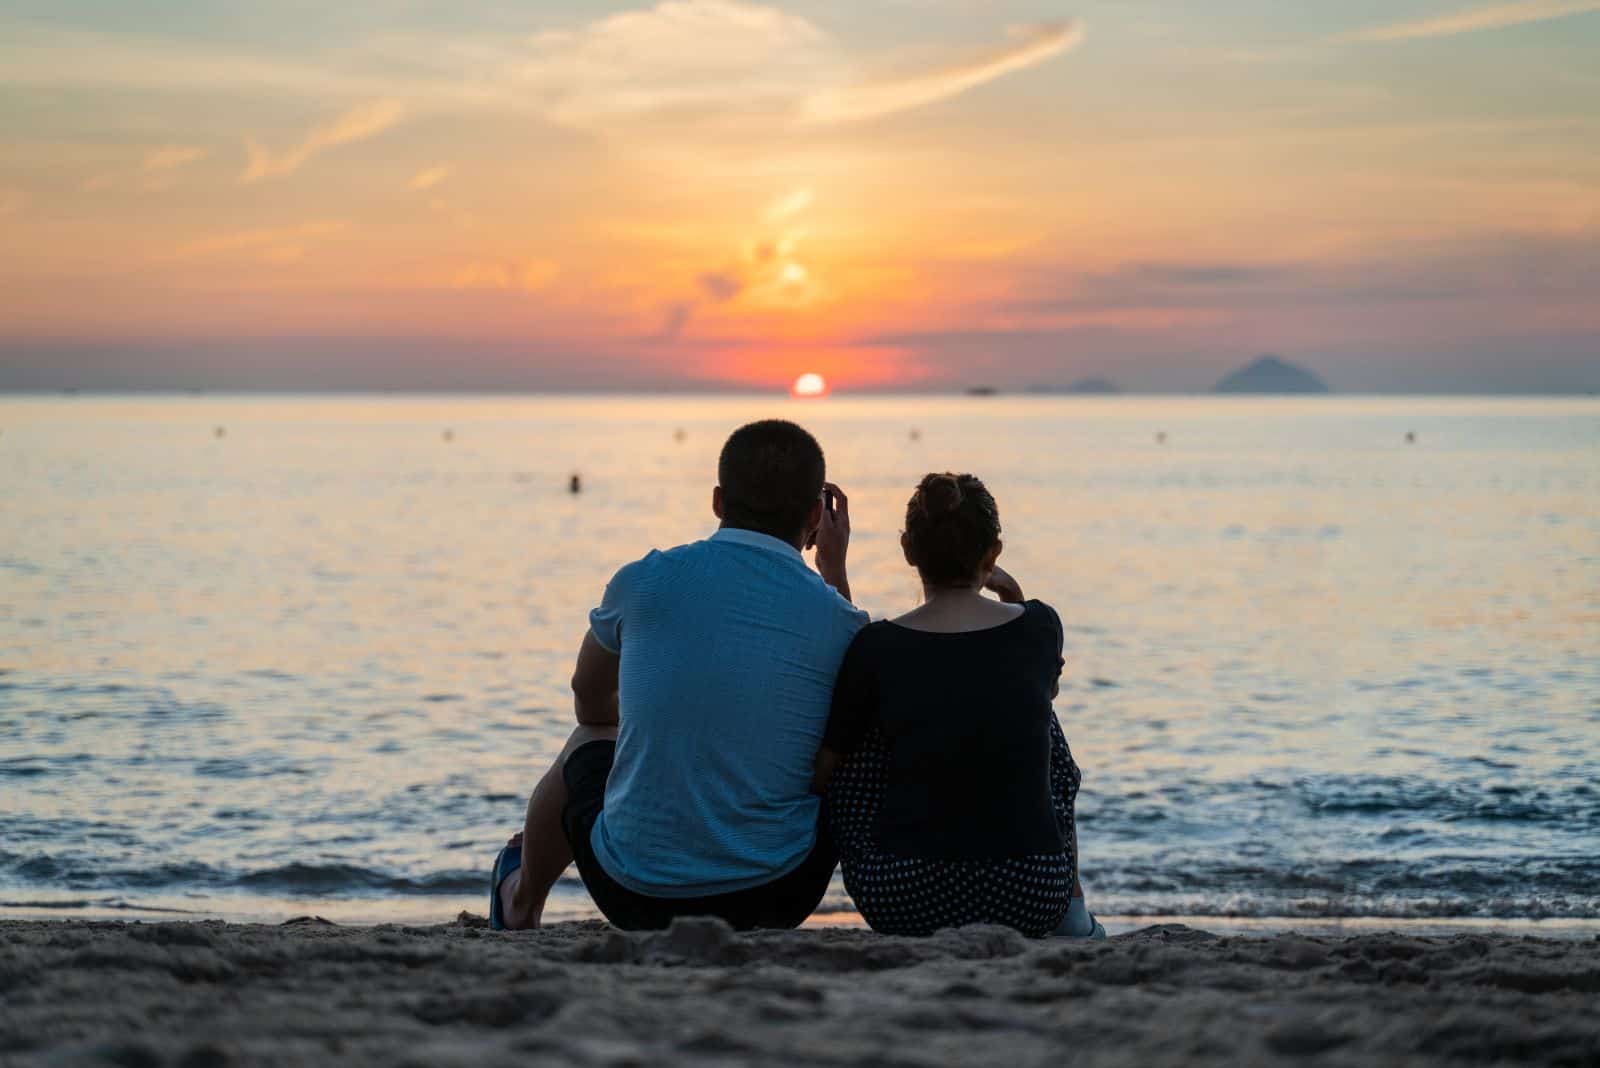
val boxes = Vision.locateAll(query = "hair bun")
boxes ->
[920,473,964,517]
[903,472,1001,586]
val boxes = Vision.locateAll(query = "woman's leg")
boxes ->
[1048,712,1083,894]
[1049,713,1105,936]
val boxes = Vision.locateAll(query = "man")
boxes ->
[491,419,867,930]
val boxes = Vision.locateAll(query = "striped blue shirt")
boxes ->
[587,527,868,898]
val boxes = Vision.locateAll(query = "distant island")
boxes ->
[1212,355,1330,394]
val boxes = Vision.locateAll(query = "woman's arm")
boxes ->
[811,748,841,795]
[984,565,1025,604]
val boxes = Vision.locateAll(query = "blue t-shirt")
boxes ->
[587,527,868,898]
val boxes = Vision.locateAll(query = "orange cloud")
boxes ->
[242,101,405,183]
[695,341,926,389]
[408,165,451,191]
[176,221,348,261]
[452,259,559,292]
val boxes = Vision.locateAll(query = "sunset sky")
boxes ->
[1,1,1597,392]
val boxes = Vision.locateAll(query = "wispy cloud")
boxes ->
[452,259,558,292]
[143,145,208,172]
[241,101,405,183]
[766,188,814,222]
[801,21,1084,123]
[1343,1,1600,42]
[0,4,1085,132]
[78,144,209,193]
[698,270,743,301]
[176,221,349,262]
[408,165,451,191]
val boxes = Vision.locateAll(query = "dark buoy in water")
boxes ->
[442,429,454,442]
[569,473,582,494]
[213,426,226,439]
[1405,431,1416,444]
[909,428,922,442]
[673,428,686,443]
[1155,431,1167,445]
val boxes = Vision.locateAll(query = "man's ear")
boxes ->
[712,485,725,520]
[805,497,825,532]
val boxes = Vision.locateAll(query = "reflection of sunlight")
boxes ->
[780,262,809,286]
[4,394,1596,923]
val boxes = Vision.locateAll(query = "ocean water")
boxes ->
[1,394,1596,925]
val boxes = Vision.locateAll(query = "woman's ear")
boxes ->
[900,530,916,567]
[979,540,1002,579]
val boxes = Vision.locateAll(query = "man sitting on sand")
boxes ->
[491,419,866,930]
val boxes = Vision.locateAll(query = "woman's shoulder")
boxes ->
[1022,598,1065,640]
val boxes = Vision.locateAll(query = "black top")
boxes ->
[823,599,1067,859]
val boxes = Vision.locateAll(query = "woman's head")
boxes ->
[901,472,1001,587]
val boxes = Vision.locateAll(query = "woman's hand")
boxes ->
[984,565,1024,604]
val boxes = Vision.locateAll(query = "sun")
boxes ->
[790,372,829,398]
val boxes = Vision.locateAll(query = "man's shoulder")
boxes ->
[612,541,701,576]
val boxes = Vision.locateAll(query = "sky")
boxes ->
[0,0,1597,392]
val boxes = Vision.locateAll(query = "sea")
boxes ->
[1,394,1596,927]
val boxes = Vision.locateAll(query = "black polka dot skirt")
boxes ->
[827,715,1082,938]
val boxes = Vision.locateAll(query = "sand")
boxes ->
[2,917,1597,1066]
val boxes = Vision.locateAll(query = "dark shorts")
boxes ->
[561,740,838,931]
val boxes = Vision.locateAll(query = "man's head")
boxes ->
[714,420,826,545]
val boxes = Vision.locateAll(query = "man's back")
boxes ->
[586,527,867,897]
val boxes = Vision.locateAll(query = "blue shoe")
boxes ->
[488,841,522,931]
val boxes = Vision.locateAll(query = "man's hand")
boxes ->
[812,481,853,602]
[984,564,1025,604]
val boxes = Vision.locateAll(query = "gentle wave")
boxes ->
[0,852,485,896]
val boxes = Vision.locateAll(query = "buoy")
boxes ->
[442,429,454,442]
[909,428,922,442]
[1155,431,1167,445]
[1405,431,1416,444]
[569,473,582,494]
[673,428,686,443]
[214,426,226,439]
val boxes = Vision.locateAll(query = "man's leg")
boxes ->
[499,723,618,929]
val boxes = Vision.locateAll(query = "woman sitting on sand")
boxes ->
[813,473,1104,938]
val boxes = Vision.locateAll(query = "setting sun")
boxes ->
[790,372,830,398]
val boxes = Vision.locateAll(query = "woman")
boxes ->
[814,472,1104,938]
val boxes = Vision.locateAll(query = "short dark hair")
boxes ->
[903,472,1001,585]
[718,420,826,541]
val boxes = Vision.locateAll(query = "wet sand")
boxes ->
[3,916,1597,1066]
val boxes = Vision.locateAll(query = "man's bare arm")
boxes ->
[571,631,620,726]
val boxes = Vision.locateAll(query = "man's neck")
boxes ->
[718,521,804,552]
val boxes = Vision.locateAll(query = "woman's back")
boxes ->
[825,601,1066,859]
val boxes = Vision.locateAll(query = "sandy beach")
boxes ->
[4,917,1597,1066]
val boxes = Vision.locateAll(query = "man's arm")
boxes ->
[571,631,620,726]
[813,481,853,603]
